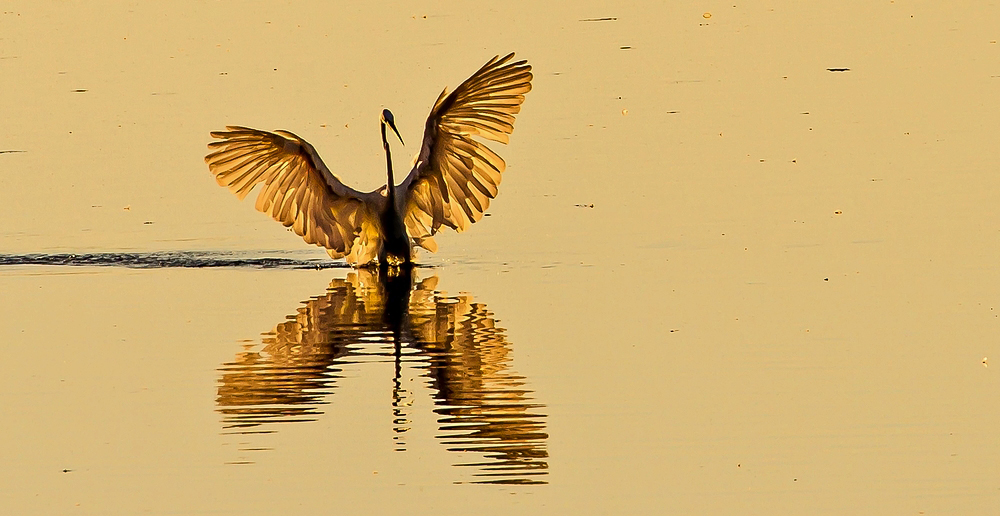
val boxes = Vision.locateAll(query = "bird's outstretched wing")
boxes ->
[205,127,382,263]
[400,53,532,251]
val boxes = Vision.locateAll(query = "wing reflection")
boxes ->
[217,268,548,484]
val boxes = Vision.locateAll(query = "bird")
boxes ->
[205,53,532,267]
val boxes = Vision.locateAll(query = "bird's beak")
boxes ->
[387,119,404,146]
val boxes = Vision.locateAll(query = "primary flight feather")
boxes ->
[205,53,532,266]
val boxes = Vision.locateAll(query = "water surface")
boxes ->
[216,270,548,484]
[3,1,1000,515]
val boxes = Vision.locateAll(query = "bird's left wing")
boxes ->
[205,127,381,262]
[399,53,532,252]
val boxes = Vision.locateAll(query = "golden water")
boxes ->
[2,1,1000,514]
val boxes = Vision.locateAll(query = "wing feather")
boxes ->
[205,127,381,262]
[400,53,532,247]
[231,157,279,200]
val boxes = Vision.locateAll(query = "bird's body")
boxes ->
[205,53,532,267]
[378,201,411,266]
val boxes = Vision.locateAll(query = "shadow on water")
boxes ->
[0,251,347,269]
[216,267,549,485]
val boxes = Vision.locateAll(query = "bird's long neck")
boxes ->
[381,123,396,203]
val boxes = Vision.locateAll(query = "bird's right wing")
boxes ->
[205,127,382,262]
[399,53,532,251]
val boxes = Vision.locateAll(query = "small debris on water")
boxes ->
[580,17,617,22]
[575,203,595,208]
[827,68,850,72]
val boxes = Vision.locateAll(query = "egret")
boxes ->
[205,53,532,267]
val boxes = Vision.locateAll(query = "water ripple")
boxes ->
[216,270,549,484]
[0,251,347,269]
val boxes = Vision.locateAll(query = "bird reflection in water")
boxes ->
[216,268,548,484]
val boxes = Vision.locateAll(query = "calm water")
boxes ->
[3,1,1000,514]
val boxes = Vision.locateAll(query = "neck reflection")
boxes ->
[216,268,548,484]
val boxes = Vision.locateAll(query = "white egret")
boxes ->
[205,53,532,266]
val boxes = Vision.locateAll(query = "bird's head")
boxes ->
[381,109,404,146]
